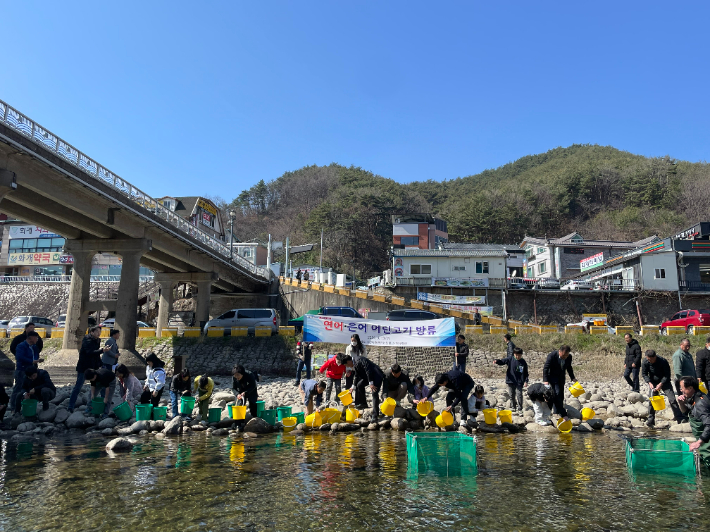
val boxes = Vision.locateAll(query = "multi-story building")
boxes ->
[156,196,226,241]
[392,214,448,250]
[520,232,660,280]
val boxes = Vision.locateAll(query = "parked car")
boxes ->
[0,320,9,329]
[660,309,710,335]
[387,309,461,333]
[6,316,55,334]
[203,308,279,335]
[288,307,364,333]
[532,278,561,290]
[56,314,97,328]
[561,280,593,291]
[99,318,151,330]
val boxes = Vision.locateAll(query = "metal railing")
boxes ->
[0,99,269,280]
[0,274,155,283]
[679,280,710,292]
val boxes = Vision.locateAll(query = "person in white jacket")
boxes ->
[345,334,367,359]
[140,353,166,407]
[115,364,143,409]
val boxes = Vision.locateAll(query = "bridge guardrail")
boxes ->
[0,275,155,284]
[0,99,269,281]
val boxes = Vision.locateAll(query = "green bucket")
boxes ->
[91,398,105,416]
[153,406,168,420]
[135,404,153,421]
[208,407,222,423]
[277,406,292,421]
[180,395,196,415]
[112,401,133,422]
[262,409,278,426]
[293,411,305,424]
[21,399,38,417]
[256,400,265,417]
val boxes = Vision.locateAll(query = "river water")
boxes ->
[0,431,708,531]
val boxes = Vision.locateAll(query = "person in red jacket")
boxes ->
[319,352,346,403]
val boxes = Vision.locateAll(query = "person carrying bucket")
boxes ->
[676,376,710,468]
[495,347,529,413]
[542,345,574,422]
[68,326,112,414]
[412,376,429,402]
[170,369,192,418]
[141,353,167,407]
[340,354,384,422]
[294,341,313,387]
[83,367,116,419]
[299,378,326,415]
[116,364,143,410]
[193,375,214,420]
[319,353,346,403]
[10,331,41,415]
[419,369,475,422]
[18,366,56,414]
[642,349,685,427]
[526,383,555,425]
[232,365,259,420]
[381,363,415,403]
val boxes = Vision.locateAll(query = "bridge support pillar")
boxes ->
[61,250,95,351]
[155,279,175,338]
[155,272,218,333]
[196,280,212,329]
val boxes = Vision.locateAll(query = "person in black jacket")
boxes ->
[294,341,312,386]
[677,376,710,468]
[696,336,710,391]
[341,354,385,421]
[233,364,259,420]
[455,335,469,373]
[421,369,475,421]
[68,326,111,413]
[542,345,575,420]
[527,382,555,425]
[18,367,56,413]
[623,333,642,392]
[495,347,529,412]
[170,369,192,418]
[641,349,684,426]
[504,334,516,358]
[381,364,415,402]
[10,322,44,359]
[83,367,116,418]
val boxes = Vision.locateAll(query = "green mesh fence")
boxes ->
[625,438,698,476]
[406,432,477,478]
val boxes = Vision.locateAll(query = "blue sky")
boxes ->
[2,1,708,201]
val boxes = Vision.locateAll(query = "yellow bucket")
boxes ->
[345,407,360,423]
[435,410,454,428]
[650,395,666,411]
[581,407,595,421]
[320,408,341,424]
[498,409,513,424]
[557,418,573,433]
[282,416,297,432]
[700,382,708,394]
[231,405,247,420]
[338,390,353,406]
[569,382,585,398]
[416,401,433,417]
[305,412,322,428]
[380,397,397,417]
[483,408,497,425]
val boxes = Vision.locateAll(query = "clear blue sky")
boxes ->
[3,1,708,201]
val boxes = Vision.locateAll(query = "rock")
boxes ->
[487,396,498,408]
[211,428,229,436]
[367,423,378,430]
[525,422,558,433]
[479,423,505,433]
[139,430,149,436]
[98,418,117,429]
[54,408,70,424]
[459,425,471,434]
[106,437,133,452]
[17,422,36,433]
[566,398,582,410]
[500,422,522,433]
[587,401,610,410]
[212,392,237,403]
[670,423,693,433]
[576,422,593,432]
[320,423,332,432]
[244,417,273,434]
[618,405,637,416]
[37,405,57,423]
[51,392,69,405]
[117,427,134,436]
[155,433,165,439]
[606,404,618,417]
[162,416,183,436]
[627,392,643,404]
[130,420,151,433]
[404,408,420,421]
[149,420,165,431]
[635,404,649,417]
[66,411,92,429]
[565,406,582,420]
[586,419,604,430]
[101,428,116,436]
[589,394,602,402]
[391,418,409,431]
[378,419,391,429]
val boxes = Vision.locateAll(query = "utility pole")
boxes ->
[266,233,272,278]
[285,236,290,278]
[229,209,236,260]
[320,227,323,270]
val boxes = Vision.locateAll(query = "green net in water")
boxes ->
[406,432,477,477]
[625,438,697,476]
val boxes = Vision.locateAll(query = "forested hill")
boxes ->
[224,144,710,277]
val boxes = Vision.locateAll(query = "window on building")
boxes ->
[410,264,432,275]
[654,268,666,279]
[529,265,535,277]
[537,247,546,254]
[453,266,466,271]
[539,261,547,274]
[400,236,420,246]
[8,237,66,253]
[475,261,489,274]
[700,265,710,284]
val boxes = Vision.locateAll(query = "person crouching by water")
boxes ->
[418,369,475,422]
[542,345,574,423]
[340,354,385,422]
[526,383,555,426]
[469,385,489,416]
[83,367,116,419]
[232,365,259,421]
[115,364,143,410]
[300,378,326,416]
[381,363,414,403]
[170,369,192,418]
[318,353,346,403]
[412,376,429,403]
[141,353,166,407]
[18,366,56,414]
[676,376,710,469]
[193,375,214,420]
[642,349,685,427]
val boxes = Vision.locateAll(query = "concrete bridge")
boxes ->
[0,99,270,368]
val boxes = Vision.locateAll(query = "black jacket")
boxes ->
[527,382,553,408]
[76,336,103,373]
[696,348,710,384]
[381,369,414,398]
[352,357,385,387]
[171,374,192,394]
[641,355,672,388]
[297,343,312,362]
[233,371,258,397]
[22,369,56,395]
[92,367,116,388]
[426,369,474,407]
[624,339,642,367]
[495,355,529,387]
[506,340,516,358]
[689,392,710,443]
[543,351,575,385]
[456,342,469,361]
[10,333,43,355]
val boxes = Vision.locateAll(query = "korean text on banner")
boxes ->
[431,278,489,288]
[417,292,486,305]
[303,315,456,347]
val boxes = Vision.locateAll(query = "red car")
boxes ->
[660,309,710,335]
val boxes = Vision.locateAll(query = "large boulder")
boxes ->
[17,422,36,433]
[51,392,69,405]
[54,408,70,424]
[525,422,558,433]
[565,405,582,420]
[162,417,183,435]
[586,419,604,430]
[38,405,58,423]
[66,412,93,429]
[106,437,134,452]
[392,406,406,419]
[244,417,273,434]
[212,392,237,404]
[566,398,582,410]
[576,422,593,433]
[670,423,693,433]
[627,392,643,404]
[130,420,150,433]
[390,418,408,431]
[618,405,638,416]
[98,418,117,430]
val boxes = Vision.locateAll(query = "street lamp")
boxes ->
[229,209,236,260]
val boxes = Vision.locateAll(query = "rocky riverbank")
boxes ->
[0,375,698,449]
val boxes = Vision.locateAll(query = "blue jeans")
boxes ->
[296,359,311,384]
[68,371,86,411]
[10,369,26,414]
[169,390,192,417]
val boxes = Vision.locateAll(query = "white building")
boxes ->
[392,248,508,286]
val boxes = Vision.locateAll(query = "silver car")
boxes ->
[203,308,279,335]
[7,316,55,334]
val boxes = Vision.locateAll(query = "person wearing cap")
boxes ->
[381,363,415,403]
[294,340,312,387]
[676,376,710,468]
[642,349,685,427]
